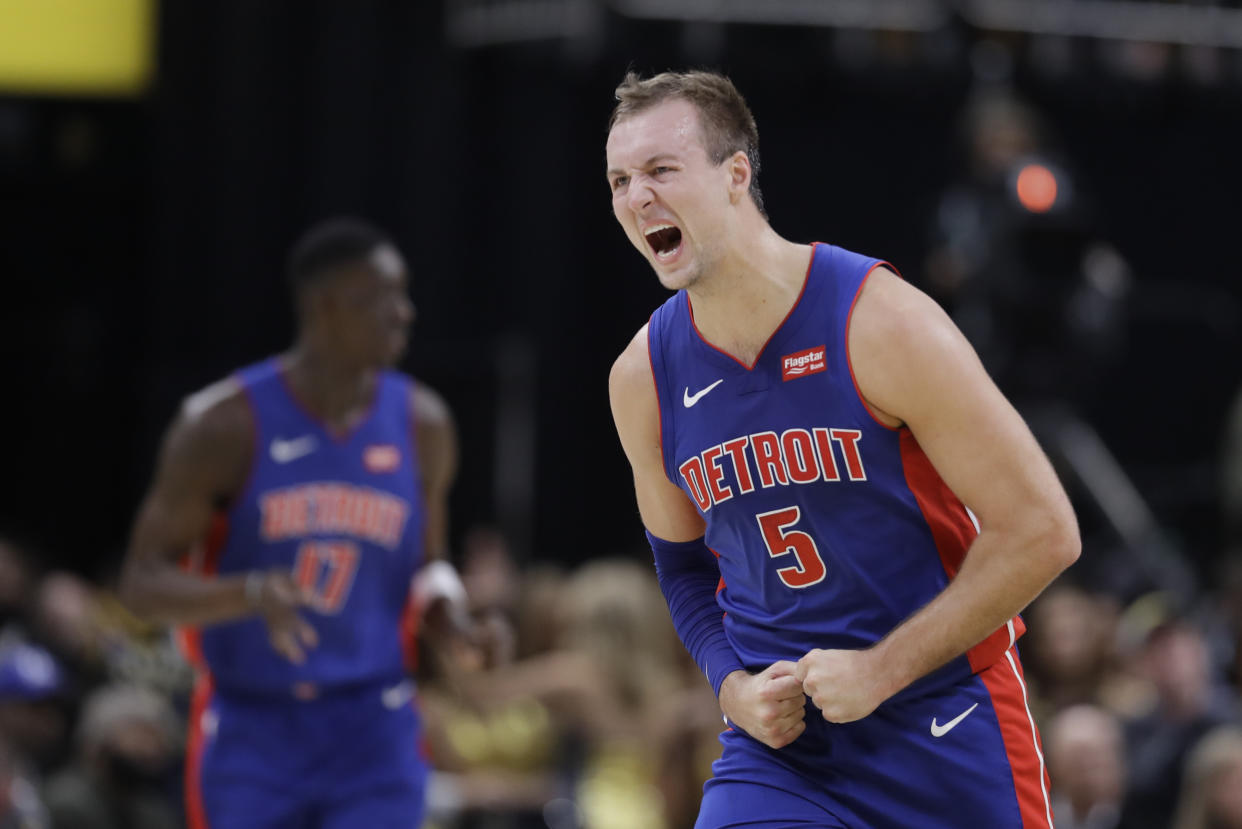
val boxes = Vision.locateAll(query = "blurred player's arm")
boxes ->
[610,326,806,750]
[118,381,316,662]
[409,382,469,634]
[795,267,1080,723]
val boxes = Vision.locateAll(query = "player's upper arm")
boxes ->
[848,268,1079,564]
[412,381,458,561]
[125,381,253,569]
[608,325,705,542]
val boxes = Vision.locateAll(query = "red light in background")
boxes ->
[1016,163,1058,213]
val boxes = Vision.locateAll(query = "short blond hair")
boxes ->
[610,70,766,217]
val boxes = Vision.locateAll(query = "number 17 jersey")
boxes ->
[646,243,1022,699]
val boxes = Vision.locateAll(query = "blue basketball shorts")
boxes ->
[186,678,428,829]
[697,647,1053,828]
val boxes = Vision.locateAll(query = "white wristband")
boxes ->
[244,571,265,607]
[413,560,467,609]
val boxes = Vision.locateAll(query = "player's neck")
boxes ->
[686,231,812,367]
[281,346,378,432]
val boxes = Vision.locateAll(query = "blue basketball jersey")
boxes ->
[192,358,424,695]
[647,243,1022,699]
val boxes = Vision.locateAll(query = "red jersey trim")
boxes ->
[898,430,1025,672]
[845,261,902,432]
[176,512,230,672]
[184,675,214,829]
[646,316,670,483]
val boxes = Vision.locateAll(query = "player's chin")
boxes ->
[377,333,408,366]
[653,260,697,292]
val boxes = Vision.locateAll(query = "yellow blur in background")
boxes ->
[0,0,154,96]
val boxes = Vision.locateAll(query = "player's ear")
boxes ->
[727,150,751,204]
[297,279,336,324]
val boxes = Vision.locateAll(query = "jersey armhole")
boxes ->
[228,372,264,513]
[397,374,426,509]
[844,261,904,433]
[645,313,678,486]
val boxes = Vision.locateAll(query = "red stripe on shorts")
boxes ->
[978,650,1054,828]
[184,675,214,829]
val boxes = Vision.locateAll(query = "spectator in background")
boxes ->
[0,543,36,642]
[1046,704,1128,829]
[1223,386,1242,557]
[1122,620,1240,829]
[421,556,717,829]
[1172,726,1242,829]
[0,644,70,776]
[0,735,46,829]
[1023,583,1123,719]
[922,85,1130,409]
[26,574,107,699]
[41,683,179,829]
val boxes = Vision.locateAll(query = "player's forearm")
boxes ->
[119,559,256,626]
[869,522,1079,699]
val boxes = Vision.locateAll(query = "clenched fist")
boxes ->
[718,661,808,749]
[795,648,890,724]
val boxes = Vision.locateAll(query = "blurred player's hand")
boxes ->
[718,661,807,749]
[796,648,885,723]
[253,570,318,664]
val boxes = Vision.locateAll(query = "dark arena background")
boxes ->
[2,2,1242,828]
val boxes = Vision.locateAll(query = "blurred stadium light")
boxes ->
[959,0,1242,50]
[448,0,1242,48]
[611,0,950,30]
[446,0,604,46]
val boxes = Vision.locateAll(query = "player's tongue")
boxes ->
[644,224,683,261]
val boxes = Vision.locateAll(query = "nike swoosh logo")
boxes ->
[270,435,318,464]
[683,379,724,408]
[930,702,979,737]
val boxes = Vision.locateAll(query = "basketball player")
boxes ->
[606,71,1080,828]
[119,218,464,829]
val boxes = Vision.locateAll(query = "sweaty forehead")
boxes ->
[606,98,705,168]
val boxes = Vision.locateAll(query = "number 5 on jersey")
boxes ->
[756,506,826,588]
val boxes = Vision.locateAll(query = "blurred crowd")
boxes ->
[5,506,1242,829]
[0,528,731,829]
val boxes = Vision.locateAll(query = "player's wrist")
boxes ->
[244,570,267,610]
[716,668,749,713]
[862,640,904,702]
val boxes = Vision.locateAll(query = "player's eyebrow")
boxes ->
[606,154,680,179]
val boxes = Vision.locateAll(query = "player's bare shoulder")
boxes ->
[608,324,660,454]
[608,323,653,407]
[848,265,988,429]
[405,376,458,485]
[407,377,453,433]
[161,375,255,503]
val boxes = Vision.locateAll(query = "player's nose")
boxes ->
[395,295,415,327]
[626,177,655,213]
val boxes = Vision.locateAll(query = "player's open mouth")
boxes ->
[644,223,683,263]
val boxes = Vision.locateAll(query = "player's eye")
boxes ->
[653,166,671,175]
[611,175,629,192]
